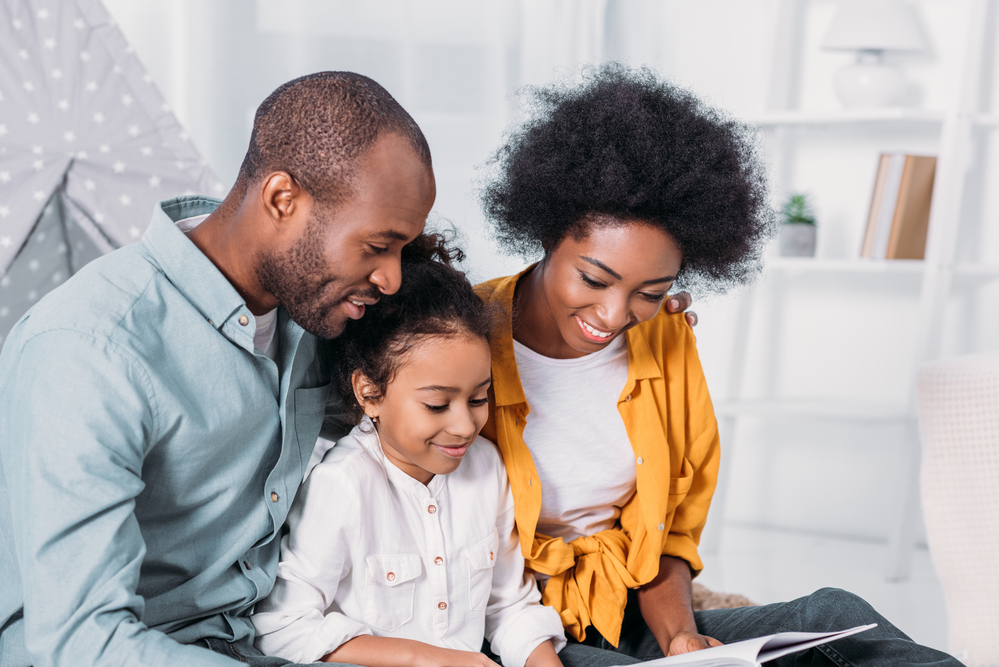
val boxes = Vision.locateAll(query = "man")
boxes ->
[0,72,435,666]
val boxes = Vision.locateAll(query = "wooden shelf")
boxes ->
[715,397,910,421]
[751,108,946,127]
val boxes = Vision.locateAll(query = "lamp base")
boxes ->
[833,50,906,109]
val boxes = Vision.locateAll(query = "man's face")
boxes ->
[257,133,436,339]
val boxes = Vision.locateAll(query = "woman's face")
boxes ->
[538,218,683,358]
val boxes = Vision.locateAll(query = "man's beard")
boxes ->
[256,216,370,340]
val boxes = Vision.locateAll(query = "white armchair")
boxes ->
[917,352,999,666]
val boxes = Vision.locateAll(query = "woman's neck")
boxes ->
[512,262,587,360]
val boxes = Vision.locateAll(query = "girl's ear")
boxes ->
[351,369,381,420]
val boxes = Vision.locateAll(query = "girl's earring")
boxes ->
[369,414,379,424]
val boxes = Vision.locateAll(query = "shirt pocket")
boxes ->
[365,554,422,632]
[666,457,694,512]
[466,529,498,612]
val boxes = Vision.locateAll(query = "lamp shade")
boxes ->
[822,0,927,51]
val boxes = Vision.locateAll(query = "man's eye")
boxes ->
[369,245,389,255]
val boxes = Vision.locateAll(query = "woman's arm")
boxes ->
[635,555,722,656]
[323,635,500,667]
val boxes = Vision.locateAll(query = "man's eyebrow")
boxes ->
[374,230,411,242]
[417,378,492,393]
[580,256,675,285]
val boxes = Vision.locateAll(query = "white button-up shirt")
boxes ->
[251,419,565,666]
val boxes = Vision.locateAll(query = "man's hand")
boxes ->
[667,630,723,656]
[665,291,697,327]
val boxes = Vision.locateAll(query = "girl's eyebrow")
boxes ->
[417,378,492,393]
[580,256,675,285]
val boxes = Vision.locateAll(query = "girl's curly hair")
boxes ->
[329,232,495,424]
[481,63,776,293]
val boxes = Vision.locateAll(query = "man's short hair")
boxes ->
[237,71,432,205]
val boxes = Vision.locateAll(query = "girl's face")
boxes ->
[538,218,683,358]
[360,334,492,485]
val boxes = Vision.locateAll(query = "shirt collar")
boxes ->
[141,196,254,349]
[483,267,531,408]
[354,417,447,497]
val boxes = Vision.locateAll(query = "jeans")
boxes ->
[574,587,964,667]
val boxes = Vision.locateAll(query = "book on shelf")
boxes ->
[609,623,876,667]
[861,153,936,260]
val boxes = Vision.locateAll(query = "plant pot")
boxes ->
[779,223,816,257]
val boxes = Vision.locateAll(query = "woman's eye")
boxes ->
[424,404,448,413]
[469,398,489,408]
[640,292,667,303]
[579,273,605,289]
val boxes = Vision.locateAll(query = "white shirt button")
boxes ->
[658,523,665,531]
[238,315,249,326]
[636,457,644,465]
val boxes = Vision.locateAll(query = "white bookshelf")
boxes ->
[704,0,998,582]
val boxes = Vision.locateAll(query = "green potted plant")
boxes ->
[779,193,817,257]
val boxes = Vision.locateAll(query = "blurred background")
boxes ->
[4,0,999,657]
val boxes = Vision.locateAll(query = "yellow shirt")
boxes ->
[476,269,720,646]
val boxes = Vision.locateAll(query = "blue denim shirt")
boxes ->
[0,197,333,667]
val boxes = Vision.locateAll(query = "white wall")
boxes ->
[102,0,999,545]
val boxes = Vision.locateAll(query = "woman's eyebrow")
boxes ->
[580,256,675,285]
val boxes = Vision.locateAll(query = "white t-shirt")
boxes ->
[177,213,278,359]
[513,335,637,545]
[251,419,565,667]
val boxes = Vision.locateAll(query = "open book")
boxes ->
[610,623,876,666]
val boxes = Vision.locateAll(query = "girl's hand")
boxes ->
[667,630,723,655]
[414,646,501,667]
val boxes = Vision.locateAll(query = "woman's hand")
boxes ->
[665,291,697,327]
[667,630,723,656]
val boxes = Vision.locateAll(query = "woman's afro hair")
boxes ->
[481,63,776,293]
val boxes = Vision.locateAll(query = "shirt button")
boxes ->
[438,601,447,610]
[270,491,279,502]
[434,557,443,565]
[243,560,251,570]
[637,457,644,465]
[658,523,665,531]
[427,505,437,514]
[489,551,494,561]
[625,394,632,402]
[386,572,396,582]
[238,315,249,326]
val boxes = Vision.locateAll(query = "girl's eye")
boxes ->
[424,404,448,413]
[469,398,489,408]
[579,273,605,289]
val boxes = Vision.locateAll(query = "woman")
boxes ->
[476,64,960,666]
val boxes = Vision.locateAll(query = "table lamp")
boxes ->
[821,0,927,108]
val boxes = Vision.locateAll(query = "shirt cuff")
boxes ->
[488,604,566,667]
[300,613,373,664]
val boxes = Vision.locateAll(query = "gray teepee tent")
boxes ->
[0,0,222,347]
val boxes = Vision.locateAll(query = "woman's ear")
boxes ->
[351,369,381,421]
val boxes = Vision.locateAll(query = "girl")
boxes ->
[475,64,961,666]
[251,235,578,667]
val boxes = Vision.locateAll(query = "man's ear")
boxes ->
[351,369,381,420]
[260,171,308,234]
